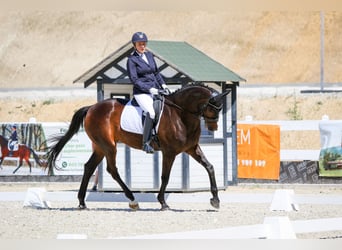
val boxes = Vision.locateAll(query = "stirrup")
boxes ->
[143,143,154,154]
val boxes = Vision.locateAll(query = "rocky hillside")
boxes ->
[0,11,341,89]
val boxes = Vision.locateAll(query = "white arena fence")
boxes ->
[239,118,332,161]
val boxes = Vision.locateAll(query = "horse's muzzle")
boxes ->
[206,121,218,131]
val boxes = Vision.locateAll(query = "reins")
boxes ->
[163,95,220,122]
[161,83,225,123]
[163,98,183,111]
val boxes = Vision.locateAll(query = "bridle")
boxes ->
[200,101,223,123]
[164,95,223,122]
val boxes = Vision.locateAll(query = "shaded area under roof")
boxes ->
[74,40,245,88]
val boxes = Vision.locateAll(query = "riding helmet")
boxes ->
[131,32,148,44]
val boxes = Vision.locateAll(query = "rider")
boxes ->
[127,32,171,154]
[8,125,18,156]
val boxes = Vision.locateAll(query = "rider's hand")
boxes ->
[149,87,159,95]
[162,84,171,95]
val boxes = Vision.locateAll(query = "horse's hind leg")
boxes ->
[13,165,21,174]
[187,144,220,209]
[0,157,3,170]
[13,159,24,174]
[25,158,32,173]
[106,147,138,210]
[78,151,104,209]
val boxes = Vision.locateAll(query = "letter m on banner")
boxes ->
[237,124,280,180]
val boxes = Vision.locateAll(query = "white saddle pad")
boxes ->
[120,100,163,134]
[8,141,19,151]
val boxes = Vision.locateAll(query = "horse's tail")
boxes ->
[45,105,91,175]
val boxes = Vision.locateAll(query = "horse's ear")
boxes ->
[211,90,231,103]
[221,90,230,98]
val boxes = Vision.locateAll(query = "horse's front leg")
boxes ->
[157,152,176,210]
[187,144,220,209]
[0,157,3,169]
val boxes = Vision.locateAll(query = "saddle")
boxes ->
[120,95,164,135]
[8,140,19,151]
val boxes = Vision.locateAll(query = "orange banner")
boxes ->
[237,124,280,180]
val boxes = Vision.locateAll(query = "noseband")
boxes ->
[200,101,223,123]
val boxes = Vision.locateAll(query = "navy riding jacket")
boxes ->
[10,130,17,141]
[127,50,165,95]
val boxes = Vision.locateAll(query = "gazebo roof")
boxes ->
[74,40,245,88]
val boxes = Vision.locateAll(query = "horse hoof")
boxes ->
[129,201,139,210]
[210,198,220,209]
[78,204,87,210]
[160,204,170,211]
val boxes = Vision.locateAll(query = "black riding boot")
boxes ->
[9,146,13,157]
[142,113,155,154]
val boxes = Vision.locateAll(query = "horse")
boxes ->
[46,83,230,210]
[0,135,44,174]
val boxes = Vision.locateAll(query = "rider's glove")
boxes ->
[149,87,159,95]
[162,84,171,95]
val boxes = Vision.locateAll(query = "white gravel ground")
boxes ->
[0,182,341,239]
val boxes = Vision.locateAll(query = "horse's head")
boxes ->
[169,83,230,131]
[201,90,230,131]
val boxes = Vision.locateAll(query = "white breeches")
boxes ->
[134,94,155,119]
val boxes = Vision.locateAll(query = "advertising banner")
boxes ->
[0,123,92,175]
[318,121,342,177]
[237,124,280,180]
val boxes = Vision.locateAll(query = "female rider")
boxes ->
[127,32,171,153]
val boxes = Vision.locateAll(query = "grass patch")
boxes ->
[42,99,54,105]
[286,94,302,120]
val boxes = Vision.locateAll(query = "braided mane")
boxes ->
[172,82,217,95]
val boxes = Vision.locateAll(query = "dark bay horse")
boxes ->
[46,83,229,210]
[0,135,43,174]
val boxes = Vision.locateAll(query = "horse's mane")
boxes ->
[172,82,217,95]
